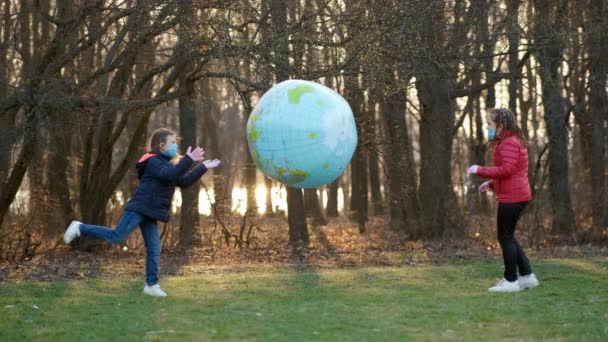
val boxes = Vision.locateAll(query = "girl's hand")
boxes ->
[203,159,221,169]
[479,180,492,193]
[467,165,480,174]
[186,146,205,162]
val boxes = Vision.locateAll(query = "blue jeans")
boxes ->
[80,211,161,286]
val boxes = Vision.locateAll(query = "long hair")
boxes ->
[488,108,527,149]
[149,128,176,154]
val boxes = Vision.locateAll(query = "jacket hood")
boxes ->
[136,153,157,180]
[135,152,175,179]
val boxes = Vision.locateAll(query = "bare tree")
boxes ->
[582,0,607,232]
[532,0,576,239]
[177,0,202,247]
[270,0,308,245]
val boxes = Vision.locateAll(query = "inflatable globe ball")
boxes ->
[246,80,357,189]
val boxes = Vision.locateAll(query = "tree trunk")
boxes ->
[523,49,539,181]
[46,113,76,233]
[305,189,327,226]
[0,110,38,228]
[265,177,274,214]
[467,0,490,214]
[244,142,258,214]
[177,0,201,247]
[0,0,15,183]
[0,112,15,183]
[507,0,520,113]
[242,13,259,215]
[467,95,489,214]
[341,168,351,214]
[533,0,576,238]
[325,179,339,217]
[80,6,145,229]
[122,20,155,199]
[368,133,384,216]
[584,0,607,231]
[473,99,489,212]
[345,74,368,232]
[344,2,368,233]
[243,87,257,213]
[203,83,230,220]
[271,0,308,245]
[413,0,465,237]
[44,0,77,234]
[368,85,384,216]
[375,1,421,235]
[18,0,39,214]
[287,187,308,245]
[381,86,419,234]
[416,76,463,238]
[179,92,201,247]
[321,47,339,218]
[77,3,181,243]
[480,1,496,110]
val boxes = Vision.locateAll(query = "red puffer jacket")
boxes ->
[477,131,532,203]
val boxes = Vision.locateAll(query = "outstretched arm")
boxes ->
[177,159,221,188]
[177,164,207,188]
[146,155,194,182]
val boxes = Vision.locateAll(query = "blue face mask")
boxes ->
[488,127,496,141]
[165,143,178,158]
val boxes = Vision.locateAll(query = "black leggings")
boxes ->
[497,202,532,281]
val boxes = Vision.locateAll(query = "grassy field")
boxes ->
[1,258,606,341]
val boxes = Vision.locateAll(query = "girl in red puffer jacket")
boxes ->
[468,108,539,293]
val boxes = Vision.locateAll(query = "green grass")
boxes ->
[1,259,607,341]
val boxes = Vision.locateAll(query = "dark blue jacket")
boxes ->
[125,153,207,222]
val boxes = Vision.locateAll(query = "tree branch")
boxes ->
[450,50,531,98]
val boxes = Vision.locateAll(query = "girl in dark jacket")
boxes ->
[64,128,220,296]
[468,108,539,293]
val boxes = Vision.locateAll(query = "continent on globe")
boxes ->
[246,80,357,188]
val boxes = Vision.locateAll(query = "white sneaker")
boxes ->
[63,220,82,244]
[144,284,167,297]
[519,273,539,289]
[488,278,521,292]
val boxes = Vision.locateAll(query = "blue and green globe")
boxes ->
[246,80,357,188]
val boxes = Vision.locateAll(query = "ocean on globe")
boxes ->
[246,80,357,188]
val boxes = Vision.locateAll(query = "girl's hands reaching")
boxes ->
[186,146,205,162]
[467,165,480,174]
[185,146,219,168]
[203,159,221,169]
[479,180,492,193]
